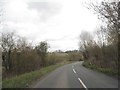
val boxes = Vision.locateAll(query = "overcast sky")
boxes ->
[0,0,102,51]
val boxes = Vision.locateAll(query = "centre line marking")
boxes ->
[78,78,88,90]
[73,68,76,74]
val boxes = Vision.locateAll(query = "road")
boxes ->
[33,61,118,88]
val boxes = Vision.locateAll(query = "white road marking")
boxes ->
[72,64,88,90]
[78,78,88,90]
[73,69,76,74]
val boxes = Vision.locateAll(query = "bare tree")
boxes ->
[79,31,93,60]
[1,32,16,70]
[95,26,109,47]
[87,1,119,45]
[16,36,29,51]
[83,1,119,69]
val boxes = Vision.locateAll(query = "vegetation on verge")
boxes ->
[79,1,119,76]
[1,32,82,88]
[83,61,118,76]
[2,61,72,88]
[1,32,83,79]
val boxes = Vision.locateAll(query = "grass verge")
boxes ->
[82,61,119,77]
[2,61,72,88]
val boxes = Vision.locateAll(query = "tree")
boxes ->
[35,41,48,66]
[1,32,16,70]
[95,26,108,47]
[82,1,119,69]
[16,36,29,51]
[87,1,119,45]
[79,31,93,59]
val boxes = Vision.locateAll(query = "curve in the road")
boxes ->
[33,61,118,88]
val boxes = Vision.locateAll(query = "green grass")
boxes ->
[82,61,118,76]
[2,61,71,88]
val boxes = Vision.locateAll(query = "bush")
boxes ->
[47,52,69,65]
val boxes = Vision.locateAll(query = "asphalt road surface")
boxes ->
[33,61,118,88]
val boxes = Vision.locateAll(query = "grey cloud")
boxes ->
[28,2,61,21]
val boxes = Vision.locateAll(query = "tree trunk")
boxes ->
[8,49,12,70]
